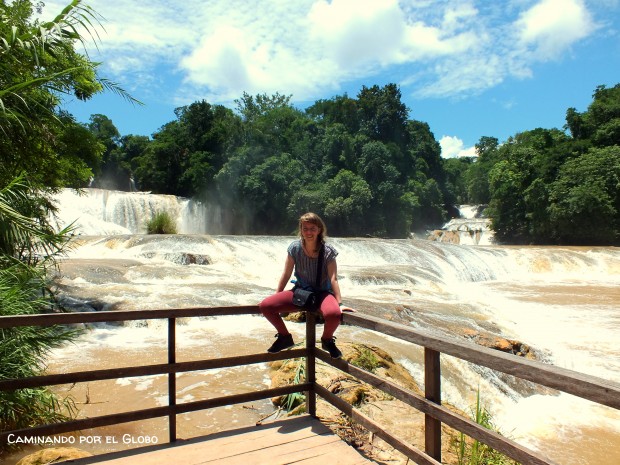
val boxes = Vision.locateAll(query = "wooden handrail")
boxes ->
[342,312,620,409]
[168,317,176,442]
[315,350,556,465]
[1,306,618,465]
[314,383,442,465]
[0,350,306,391]
[0,306,260,328]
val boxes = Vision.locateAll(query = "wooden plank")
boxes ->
[167,317,176,442]
[343,312,620,409]
[306,312,317,416]
[0,348,307,391]
[64,416,374,465]
[424,348,441,462]
[195,431,345,464]
[0,306,260,328]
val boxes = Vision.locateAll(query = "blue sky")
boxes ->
[47,0,620,158]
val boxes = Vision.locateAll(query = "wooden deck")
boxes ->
[68,416,376,465]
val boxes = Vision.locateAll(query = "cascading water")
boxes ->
[53,188,210,235]
[44,190,620,465]
[428,204,494,245]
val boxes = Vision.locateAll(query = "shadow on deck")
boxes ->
[67,416,374,465]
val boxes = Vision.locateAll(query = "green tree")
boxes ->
[322,170,372,234]
[54,112,106,188]
[406,120,443,181]
[548,146,620,244]
[315,123,357,173]
[568,84,620,147]
[240,153,306,233]
[134,121,185,194]
[465,136,499,205]
[0,0,137,189]
[88,114,126,190]
[357,141,403,235]
[0,0,139,438]
[443,157,474,205]
[408,178,445,231]
[357,84,408,146]
[306,94,360,134]
[487,155,531,244]
[119,134,151,190]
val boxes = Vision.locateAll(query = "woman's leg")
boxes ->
[318,293,342,340]
[259,290,296,335]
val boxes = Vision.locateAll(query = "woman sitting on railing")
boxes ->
[259,212,354,359]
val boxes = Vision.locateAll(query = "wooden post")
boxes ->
[305,311,317,417]
[424,347,441,462]
[168,317,177,442]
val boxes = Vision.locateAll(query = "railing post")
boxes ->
[424,347,441,462]
[305,311,317,417]
[168,317,177,442]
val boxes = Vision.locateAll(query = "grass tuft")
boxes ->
[282,359,306,412]
[146,211,177,234]
[350,346,380,372]
[453,389,520,465]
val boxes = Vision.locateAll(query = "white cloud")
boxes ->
[308,0,408,67]
[38,0,603,107]
[439,136,477,158]
[515,0,596,59]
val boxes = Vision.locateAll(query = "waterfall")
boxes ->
[427,204,494,245]
[53,188,209,235]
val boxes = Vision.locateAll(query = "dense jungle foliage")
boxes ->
[86,83,620,244]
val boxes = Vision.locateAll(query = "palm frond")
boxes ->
[99,77,144,106]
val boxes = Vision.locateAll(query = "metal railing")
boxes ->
[1,306,619,465]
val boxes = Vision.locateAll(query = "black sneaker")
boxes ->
[321,337,342,359]
[267,333,295,353]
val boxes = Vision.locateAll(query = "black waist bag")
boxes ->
[292,244,324,311]
[292,288,318,309]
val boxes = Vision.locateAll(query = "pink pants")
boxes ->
[259,290,342,340]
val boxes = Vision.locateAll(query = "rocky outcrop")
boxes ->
[428,229,461,244]
[427,217,494,245]
[268,342,423,410]
[140,251,211,265]
[16,447,92,465]
[462,329,536,359]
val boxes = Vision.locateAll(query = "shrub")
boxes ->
[0,265,79,434]
[146,211,177,234]
[0,177,79,443]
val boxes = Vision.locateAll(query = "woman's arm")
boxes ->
[276,254,295,292]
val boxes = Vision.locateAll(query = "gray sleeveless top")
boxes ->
[287,240,338,291]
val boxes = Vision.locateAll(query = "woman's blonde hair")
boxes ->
[298,212,327,250]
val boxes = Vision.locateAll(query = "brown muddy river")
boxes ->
[3,234,620,465]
